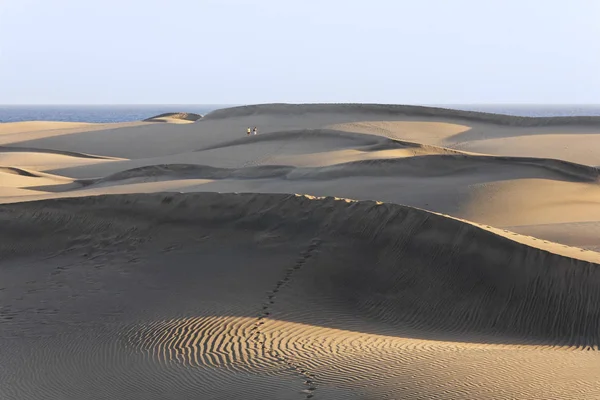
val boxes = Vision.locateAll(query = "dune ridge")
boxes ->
[0,166,43,178]
[3,193,600,399]
[69,151,599,189]
[0,193,600,318]
[3,103,600,399]
[204,103,600,126]
[195,128,464,156]
[143,112,203,123]
[0,145,121,160]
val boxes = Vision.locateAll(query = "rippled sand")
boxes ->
[1,104,600,399]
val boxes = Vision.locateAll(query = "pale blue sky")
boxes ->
[1,0,598,104]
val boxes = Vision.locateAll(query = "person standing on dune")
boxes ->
[247,127,251,136]
[253,127,258,135]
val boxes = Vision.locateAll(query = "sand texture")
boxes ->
[1,104,600,399]
[143,112,203,123]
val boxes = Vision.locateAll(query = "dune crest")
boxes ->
[143,112,202,123]
[3,103,600,399]
[1,192,600,399]
[67,154,597,189]
[204,103,600,126]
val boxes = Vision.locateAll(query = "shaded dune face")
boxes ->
[301,218,600,347]
[3,192,600,345]
[2,193,600,400]
[3,104,600,400]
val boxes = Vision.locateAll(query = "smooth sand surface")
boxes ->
[143,112,203,123]
[1,105,600,399]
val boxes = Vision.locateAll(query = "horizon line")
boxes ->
[1,103,600,107]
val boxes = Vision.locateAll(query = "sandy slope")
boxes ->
[1,193,600,400]
[0,120,148,146]
[1,104,600,399]
[143,112,203,123]
[328,120,600,165]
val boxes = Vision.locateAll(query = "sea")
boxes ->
[0,105,231,124]
[1,104,600,124]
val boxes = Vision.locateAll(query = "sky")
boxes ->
[0,0,599,105]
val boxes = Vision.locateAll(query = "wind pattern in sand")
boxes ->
[2,104,600,399]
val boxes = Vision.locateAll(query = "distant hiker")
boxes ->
[247,127,251,136]
[253,127,258,135]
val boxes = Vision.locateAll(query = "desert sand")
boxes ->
[1,104,600,399]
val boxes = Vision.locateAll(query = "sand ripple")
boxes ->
[2,192,600,399]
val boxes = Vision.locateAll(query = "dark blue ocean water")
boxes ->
[0,105,232,124]
[1,104,600,123]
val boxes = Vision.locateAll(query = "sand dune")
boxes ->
[204,103,600,126]
[5,104,599,159]
[143,112,203,123]
[329,120,600,165]
[43,129,461,179]
[1,193,600,400]
[0,166,72,185]
[0,145,124,174]
[8,153,599,242]
[506,221,600,252]
[2,104,600,399]
[0,120,148,146]
[54,154,597,191]
[452,133,600,166]
[0,121,96,135]
[0,167,74,198]
[0,145,120,160]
